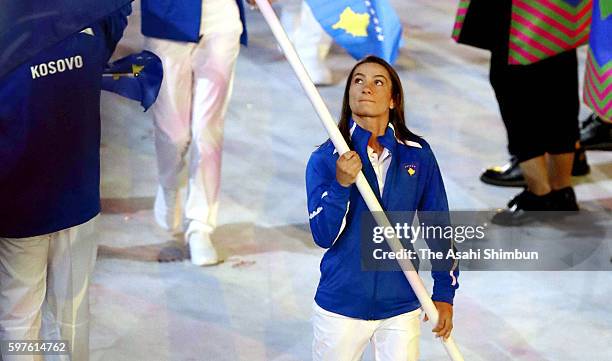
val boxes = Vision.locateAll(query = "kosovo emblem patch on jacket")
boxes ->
[404,163,417,176]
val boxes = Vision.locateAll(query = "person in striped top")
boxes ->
[453,0,587,224]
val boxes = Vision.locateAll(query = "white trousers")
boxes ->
[281,0,332,84]
[146,0,243,235]
[312,303,421,361]
[0,218,98,361]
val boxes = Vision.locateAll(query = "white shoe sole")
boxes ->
[188,233,219,266]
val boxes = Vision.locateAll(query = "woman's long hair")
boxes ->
[338,56,420,147]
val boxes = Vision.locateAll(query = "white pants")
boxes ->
[0,218,98,361]
[312,303,421,361]
[281,0,332,84]
[146,0,243,235]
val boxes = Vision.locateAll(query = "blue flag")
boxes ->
[0,0,133,80]
[102,51,163,111]
[305,0,402,64]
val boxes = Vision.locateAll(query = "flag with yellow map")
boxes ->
[306,0,403,63]
[102,51,163,111]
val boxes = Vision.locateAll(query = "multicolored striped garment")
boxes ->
[584,0,612,121]
[453,0,592,65]
[451,0,471,42]
[453,0,610,122]
[508,0,592,65]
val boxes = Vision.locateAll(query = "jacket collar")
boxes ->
[348,118,398,155]
[347,118,399,204]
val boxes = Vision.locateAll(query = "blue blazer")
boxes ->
[141,0,248,45]
[0,6,131,237]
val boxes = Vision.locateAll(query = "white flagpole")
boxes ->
[253,1,465,360]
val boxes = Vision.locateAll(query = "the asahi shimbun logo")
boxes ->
[30,55,84,79]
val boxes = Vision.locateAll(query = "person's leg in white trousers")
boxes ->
[312,304,420,361]
[148,38,194,234]
[371,312,421,361]
[146,0,242,265]
[281,0,333,85]
[0,218,98,361]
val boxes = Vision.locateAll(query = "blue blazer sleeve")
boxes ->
[418,148,460,305]
[100,4,132,62]
[305,147,351,249]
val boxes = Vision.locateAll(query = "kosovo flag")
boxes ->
[102,51,163,111]
[0,0,132,80]
[305,0,403,63]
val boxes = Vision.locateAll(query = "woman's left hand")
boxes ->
[423,301,454,341]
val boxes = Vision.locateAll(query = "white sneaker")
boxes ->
[186,230,219,266]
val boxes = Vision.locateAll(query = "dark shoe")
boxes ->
[572,147,590,176]
[549,187,579,211]
[480,157,526,187]
[480,151,589,188]
[491,189,554,226]
[580,114,612,150]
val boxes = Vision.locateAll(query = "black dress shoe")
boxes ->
[572,147,590,176]
[480,156,526,187]
[549,187,579,211]
[491,189,554,226]
[481,149,590,188]
[580,114,612,150]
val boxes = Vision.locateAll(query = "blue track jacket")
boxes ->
[306,120,459,320]
[141,0,248,45]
